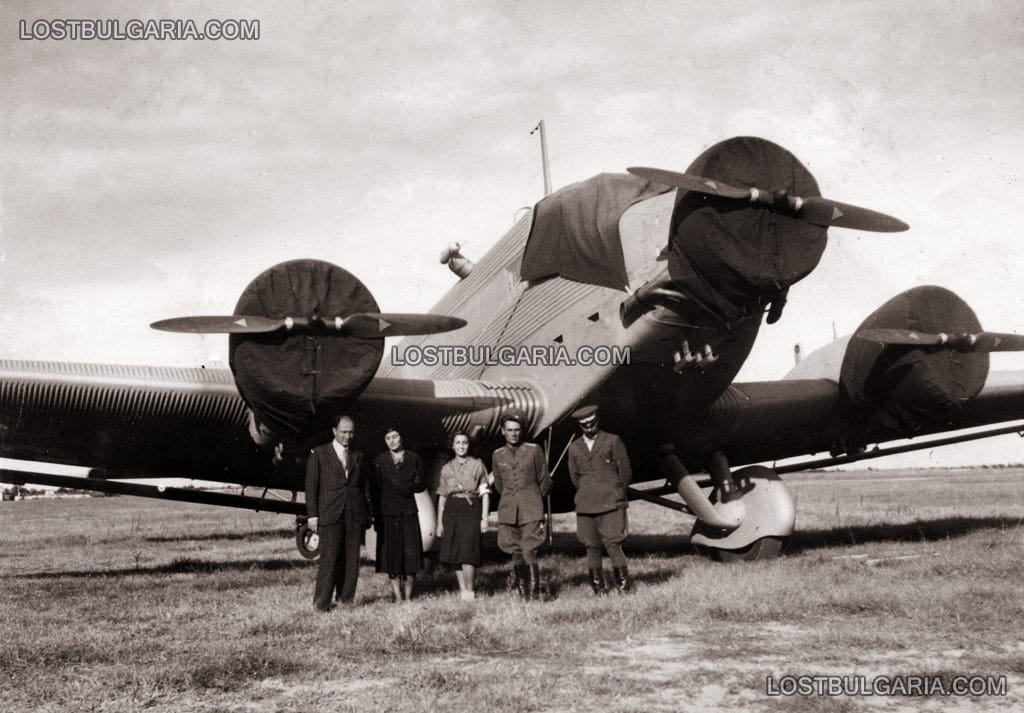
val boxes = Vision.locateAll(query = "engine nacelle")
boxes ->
[840,286,989,436]
[229,260,385,444]
[666,137,827,326]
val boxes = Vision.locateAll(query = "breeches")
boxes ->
[497,520,545,564]
[577,509,628,567]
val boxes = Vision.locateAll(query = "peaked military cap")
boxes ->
[501,410,526,427]
[571,404,599,421]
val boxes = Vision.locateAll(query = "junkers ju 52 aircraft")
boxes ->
[3,136,1023,561]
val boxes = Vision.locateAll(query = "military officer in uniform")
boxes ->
[491,411,552,599]
[567,405,633,594]
[305,414,372,611]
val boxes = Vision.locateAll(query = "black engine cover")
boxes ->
[667,136,828,325]
[840,286,989,434]
[229,259,384,441]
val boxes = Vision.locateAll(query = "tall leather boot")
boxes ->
[588,568,607,595]
[613,565,632,593]
[527,563,541,601]
[513,564,529,597]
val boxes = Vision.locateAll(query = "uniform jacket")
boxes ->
[305,443,371,527]
[491,442,551,525]
[568,431,632,513]
[372,450,425,518]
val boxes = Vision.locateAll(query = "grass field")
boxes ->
[1,467,1022,712]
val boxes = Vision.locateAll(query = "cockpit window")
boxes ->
[520,173,670,291]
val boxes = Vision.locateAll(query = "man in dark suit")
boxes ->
[567,405,633,594]
[305,414,372,611]
[491,411,552,599]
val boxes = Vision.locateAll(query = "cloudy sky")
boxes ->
[2,1,1022,464]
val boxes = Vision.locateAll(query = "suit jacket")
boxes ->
[491,442,551,525]
[372,451,425,518]
[305,443,371,527]
[568,431,632,514]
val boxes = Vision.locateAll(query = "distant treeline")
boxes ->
[2,485,113,500]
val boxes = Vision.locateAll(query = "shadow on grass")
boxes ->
[143,528,291,543]
[14,556,310,580]
[620,516,1020,558]
[788,515,1022,553]
[402,563,677,601]
[405,532,681,600]
[14,517,1016,582]
[611,516,1018,558]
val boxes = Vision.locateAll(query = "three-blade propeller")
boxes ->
[855,329,1024,353]
[151,313,467,338]
[626,166,909,233]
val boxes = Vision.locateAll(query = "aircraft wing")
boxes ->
[0,360,280,489]
[683,369,1024,471]
[0,359,540,500]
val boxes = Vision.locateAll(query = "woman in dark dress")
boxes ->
[372,426,425,602]
[435,432,490,600]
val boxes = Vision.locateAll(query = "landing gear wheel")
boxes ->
[715,535,790,563]
[296,523,320,560]
[689,466,796,562]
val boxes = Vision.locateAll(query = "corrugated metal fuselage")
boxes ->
[0,190,769,490]
[383,191,771,472]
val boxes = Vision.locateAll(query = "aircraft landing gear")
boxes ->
[295,518,320,560]
[657,446,795,561]
[690,464,795,562]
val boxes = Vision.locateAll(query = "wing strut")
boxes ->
[0,469,305,515]
[773,423,1024,474]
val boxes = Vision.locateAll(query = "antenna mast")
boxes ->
[531,120,552,196]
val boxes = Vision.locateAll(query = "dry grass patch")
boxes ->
[1,468,1022,712]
